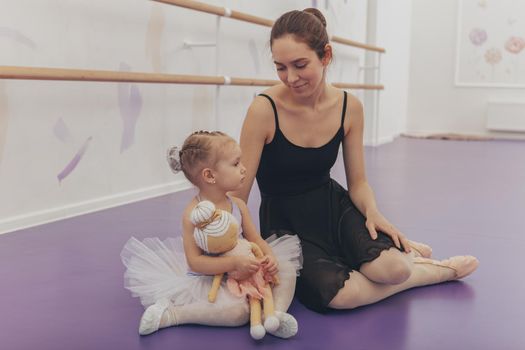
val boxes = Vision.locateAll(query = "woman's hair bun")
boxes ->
[303,8,327,28]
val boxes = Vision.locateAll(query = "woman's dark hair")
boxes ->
[270,8,329,59]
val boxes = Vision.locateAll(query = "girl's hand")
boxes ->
[230,255,260,280]
[261,255,279,276]
[365,209,411,253]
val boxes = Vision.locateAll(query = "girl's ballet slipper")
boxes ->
[266,311,298,339]
[413,256,479,280]
[407,240,432,258]
[139,298,172,335]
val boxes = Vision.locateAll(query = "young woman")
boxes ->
[234,8,478,313]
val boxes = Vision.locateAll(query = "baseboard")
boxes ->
[0,179,193,235]
[402,130,525,141]
[364,134,397,146]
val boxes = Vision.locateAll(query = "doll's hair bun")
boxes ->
[190,200,216,227]
[190,200,237,252]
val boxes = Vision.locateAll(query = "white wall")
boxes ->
[370,0,413,145]
[0,0,373,234]
[407,0,525,138]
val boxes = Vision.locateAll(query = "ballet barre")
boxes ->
[153,0,273,27]
[0,66,384,90]
[151,0,386,53]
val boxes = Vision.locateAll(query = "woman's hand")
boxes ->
[230,255,261,280]
[365,209,411,253]
[261,255,279,276]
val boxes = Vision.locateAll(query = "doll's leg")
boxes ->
[261,285,279,332]
[328,255,478,310]
[249,297,265,340]
[208,273,224,302]
[139,299,249,335]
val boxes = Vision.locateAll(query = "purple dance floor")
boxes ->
[1,137,524,350]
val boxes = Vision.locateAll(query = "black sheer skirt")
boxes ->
[260,179,400,313]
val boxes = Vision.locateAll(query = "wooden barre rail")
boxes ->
[152,0,386,53]
[0,66,384,90]
[153,0,273,27]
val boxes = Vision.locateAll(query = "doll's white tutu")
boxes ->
[120,234,302,308]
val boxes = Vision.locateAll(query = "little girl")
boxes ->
[120,131,302,338]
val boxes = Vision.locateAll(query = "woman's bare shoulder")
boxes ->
[334,87,360,107]
[329,87,363,134]
[259,84,285,99]
[245,87,282,132]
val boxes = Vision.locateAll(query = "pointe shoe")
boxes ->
[407,240,432,258]
[414,256,479,280]
[138,298,171,336]
[266,311,298,339]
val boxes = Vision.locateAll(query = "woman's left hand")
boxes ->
[365,209,411,253]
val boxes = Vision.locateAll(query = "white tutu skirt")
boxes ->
[120,234,302,308]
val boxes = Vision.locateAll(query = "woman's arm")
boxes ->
[342,95,410,251]
[342,95,376,216]
[232,96,273,202]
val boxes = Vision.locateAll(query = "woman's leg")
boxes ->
[337,202,441,289]
[328,255,478,309]
[407,240,432,258]
[359,248,413,284]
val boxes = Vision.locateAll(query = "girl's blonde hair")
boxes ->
[167,130,235,185]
